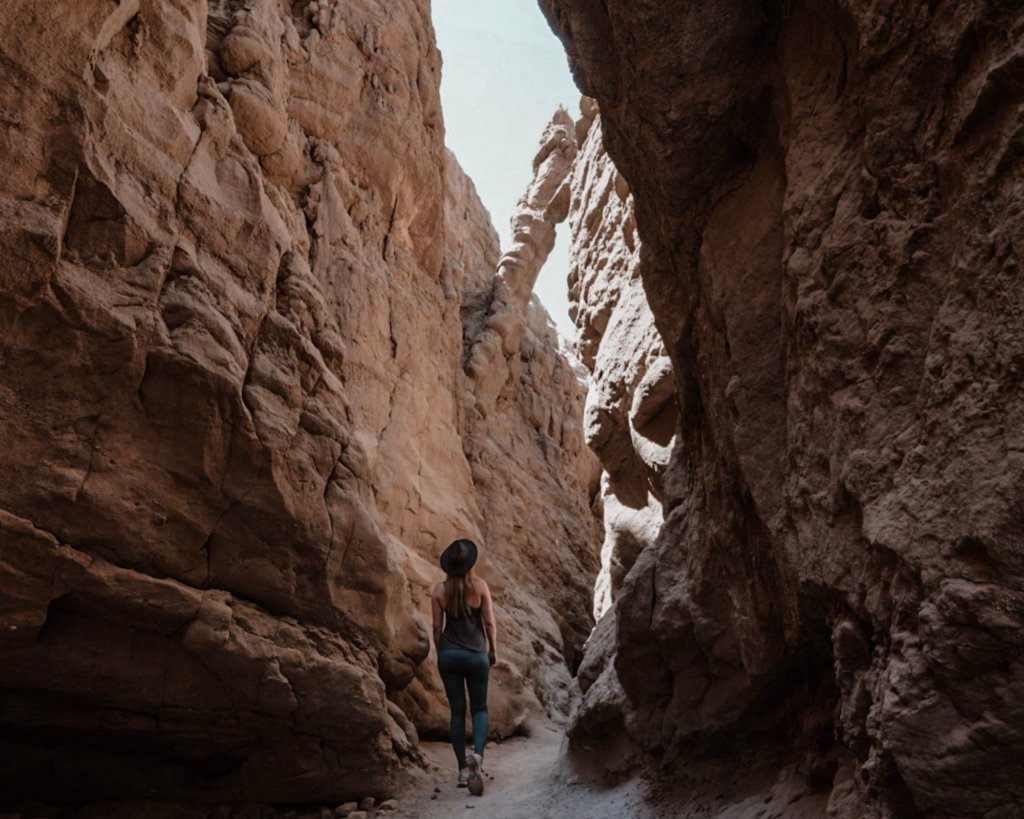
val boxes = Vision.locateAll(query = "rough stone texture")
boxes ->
[567,105,672,620]
[394,152,601,738]
[559,107,673,766]
[542,1,1024,816]
[465,109,577,409]
[456,114,601,722]
[0,0,596,804]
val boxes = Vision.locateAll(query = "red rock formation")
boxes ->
[0,0,597,805]
[542,1,1024,816]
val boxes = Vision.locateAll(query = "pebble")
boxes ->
[378,800,398,812]
[336,804,358,816]
[345,813,368,819]
[359,796,375,811]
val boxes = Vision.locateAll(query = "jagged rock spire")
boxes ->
[464,108,578,412]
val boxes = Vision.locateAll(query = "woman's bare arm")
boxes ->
[480,580,498,665]
[431,583,444,652]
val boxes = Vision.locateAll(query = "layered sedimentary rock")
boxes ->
[0,0,596,805]
[543,1,1024,816]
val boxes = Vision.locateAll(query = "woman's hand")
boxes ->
[481,580,498,668]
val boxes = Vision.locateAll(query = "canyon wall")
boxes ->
[544,1,1024,817]
[0,0,597,805]
[562,107,671,777]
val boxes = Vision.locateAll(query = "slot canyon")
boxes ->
[1,1,1022,818]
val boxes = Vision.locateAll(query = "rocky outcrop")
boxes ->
[465,108,578,409]
[561,106,672,768]
[567,104,671,620]
[543,1,1024,816]
[0,0,596,805]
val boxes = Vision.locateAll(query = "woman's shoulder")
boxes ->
[432,580,446,598]
[472,576,490,595]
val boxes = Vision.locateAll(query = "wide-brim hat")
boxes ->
[440,538,478,576]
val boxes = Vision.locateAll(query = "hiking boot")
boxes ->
[466,752,484,796]
[457,767,470,788]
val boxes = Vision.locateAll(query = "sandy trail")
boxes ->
[394,723,648,819]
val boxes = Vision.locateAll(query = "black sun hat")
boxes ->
[440,538,478,576]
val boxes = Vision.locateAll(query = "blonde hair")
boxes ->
[444,569,475,618]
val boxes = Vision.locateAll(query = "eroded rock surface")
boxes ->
[561,107,672,766]
[542,1,1024,816]
[0,0,596,804]
[568,105,671,620]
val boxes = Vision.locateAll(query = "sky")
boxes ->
[431,0,581,339]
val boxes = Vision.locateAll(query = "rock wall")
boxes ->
[0,0,596,805]
[542,1,1024,816]
[568,103,671,620]
[561,106,672,775]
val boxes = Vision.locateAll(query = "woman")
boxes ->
[431,538,497,796]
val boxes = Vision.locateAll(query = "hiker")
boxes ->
[431,538,498,796]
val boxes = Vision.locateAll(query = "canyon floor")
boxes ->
[397,721,836,819]
[395,723,648,819]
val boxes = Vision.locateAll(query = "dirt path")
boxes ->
[394,723,649,819]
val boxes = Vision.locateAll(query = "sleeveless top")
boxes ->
[439,595,488,653]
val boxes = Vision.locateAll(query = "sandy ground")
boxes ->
[394,723,651,819]
[393,722,838,819]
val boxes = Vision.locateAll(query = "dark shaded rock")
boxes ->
[542,0,1024,815]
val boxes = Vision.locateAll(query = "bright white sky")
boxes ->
[432,0,580,339]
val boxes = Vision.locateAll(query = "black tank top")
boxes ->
[439,598,488,653]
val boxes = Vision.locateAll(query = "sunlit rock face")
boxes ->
[568,105,671,622]
[543,1,1024,816]
[0,0,597,804]
[557,105,673,766]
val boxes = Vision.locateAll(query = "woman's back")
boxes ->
[437,578,488,653]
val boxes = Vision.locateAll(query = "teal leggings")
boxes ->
[437,649,490,769]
